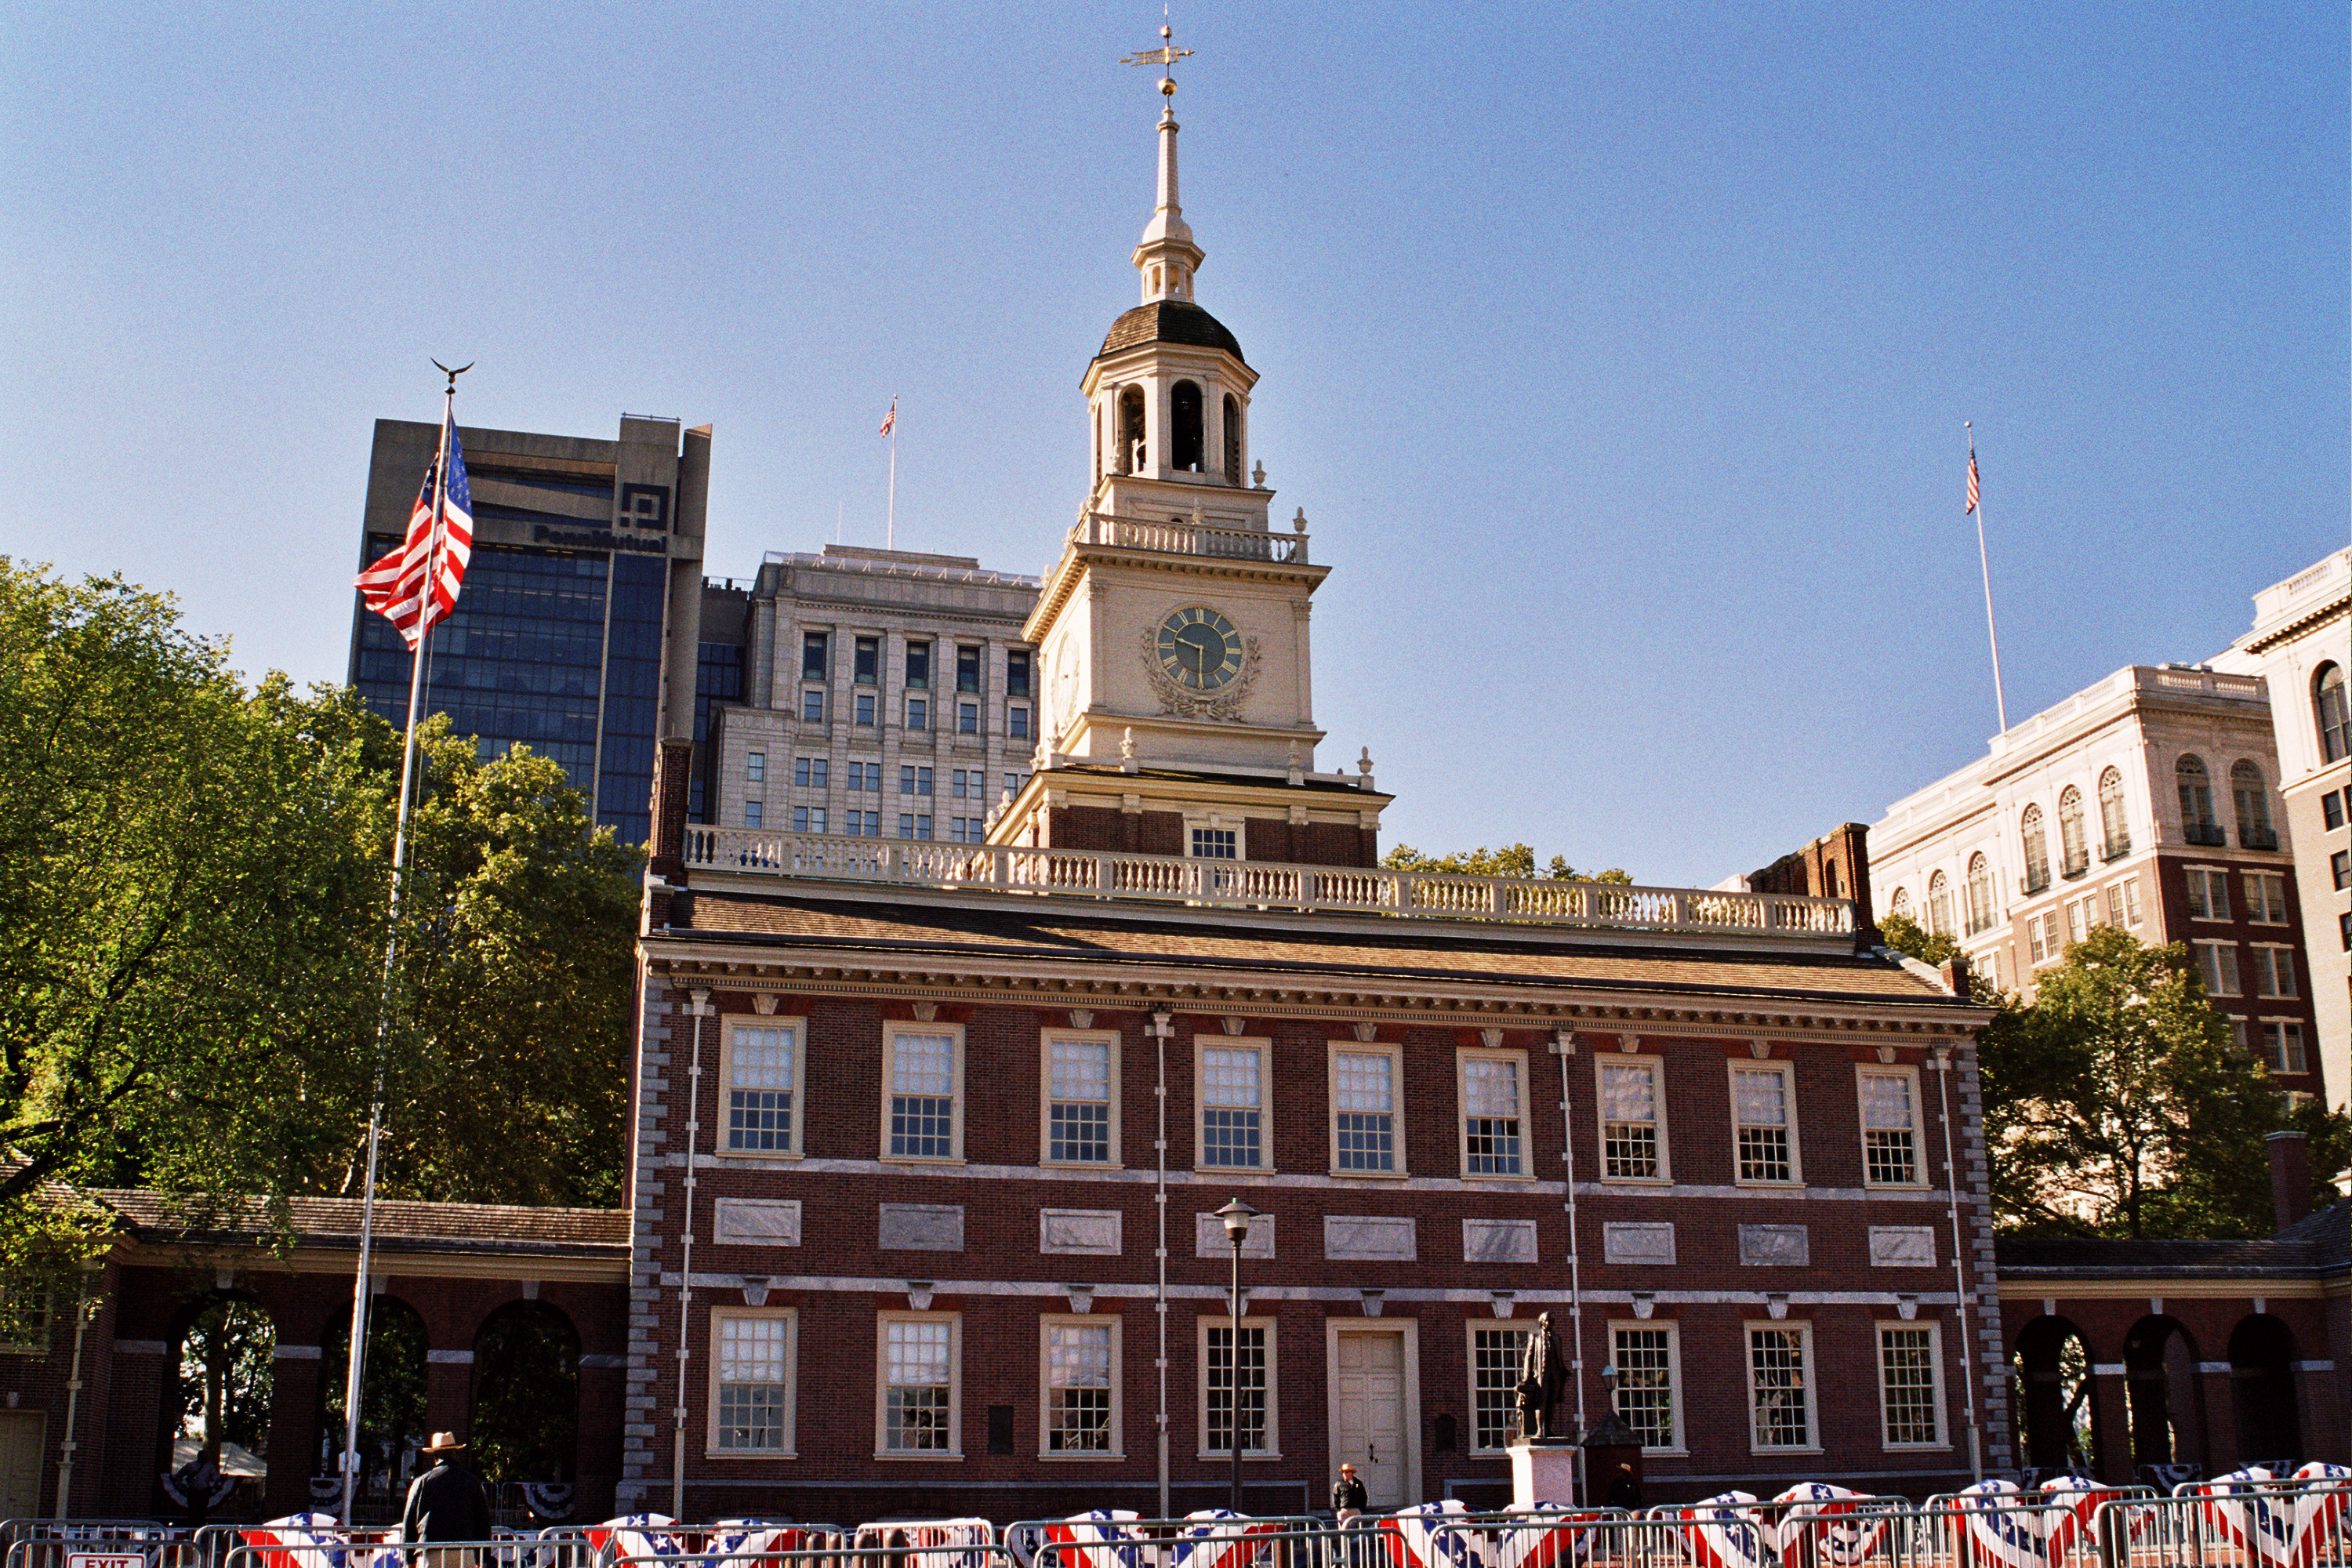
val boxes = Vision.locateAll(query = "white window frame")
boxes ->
[1744,1320,1820,1454]
[706,1305,797,1457]
[2252,945,2299,999]
[2245,871,2290,924]
[1855,1064,1927,1189]
[880,1022,966,1163]
[717,1012,808,1160]
[1195,1313,1279,1460]
[1457,1047,1532,1180]
[1183,815,1246,862]
[2185,866,2232,922]
[1194,1036,1273,1173]
[1465,1319,1531,1454]
[1038,1313,1123,1459]
[1607,1319,1688,1456]
[1875,1319,1948,1450]
[1040,1029,1123,1168]
[1327,1040,1407,1177]
[2260,1018,2309,1075]
[1595,1054,1671,1183]
[1728,1059,1803,1187]
[875,1310,961,1457]
[2193,940,2242,997]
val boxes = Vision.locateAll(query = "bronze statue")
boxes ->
[1514,1311,1570,1442]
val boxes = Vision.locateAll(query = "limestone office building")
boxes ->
[610,88,2009,1521]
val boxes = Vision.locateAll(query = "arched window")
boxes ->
[2057,786,2088,877]
[1118,387,1146,473]
[1822,858,1841,897]
[1965,853,1993,935]
[2097,767,2129,859]
[472,1301,581,1482]
[1926,870,1953,938]
[1888,887,1911,917]
[1222,394,1241,480]
[319,1297,428,1509]
[2315,663,2347,764]
[2020,805,2050,895]
[1171,380,1204,472]
[2231,760,2274,848]
[2177,755,2220,844]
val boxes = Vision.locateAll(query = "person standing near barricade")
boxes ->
[175,1444,221,1529]
[1331,1461,1368,1521]
[402,1432,491,1568]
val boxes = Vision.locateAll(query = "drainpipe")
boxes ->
[673,989,712,1519]
[1552,1029,1588,1506]
[1149,1009,1174,1519]
[53,1268,95,1519]
[1934,1045,1984,1481]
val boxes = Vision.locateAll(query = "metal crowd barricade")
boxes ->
[610,1545,1012,1568]
[1007,1515,1328,1568]
[3,1530,205,1568]
[2100,1484,2352,1567]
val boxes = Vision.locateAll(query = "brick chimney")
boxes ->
[2267,1129,2311,1232]
[641,737,694,935]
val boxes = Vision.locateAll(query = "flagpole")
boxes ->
[339,368,460,1523]
[1967,422,2009,734]
[886,396,898,551]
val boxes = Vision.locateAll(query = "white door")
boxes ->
[1333,1331,1407,1508]
[0,1412,44,1518]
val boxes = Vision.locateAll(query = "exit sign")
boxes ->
[68,1552,146,1568]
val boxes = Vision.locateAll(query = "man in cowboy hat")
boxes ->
[402,1432,490,1567]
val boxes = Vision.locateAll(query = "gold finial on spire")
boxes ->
[1120,16,1193,97]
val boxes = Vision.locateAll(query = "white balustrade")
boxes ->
[680,830,1854,940]
[1073,510,1307,565]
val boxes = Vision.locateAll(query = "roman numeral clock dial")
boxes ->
[1154,606,1243,691]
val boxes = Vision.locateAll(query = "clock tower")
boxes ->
[995,32,1390,866]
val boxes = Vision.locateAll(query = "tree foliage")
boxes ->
[1968,925,2349,1240]
[1381,842,1633,884]
[1875,909,1962,969]
[0,561,638,1279]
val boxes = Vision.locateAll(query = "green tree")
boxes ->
[1875,909,1962,969]
[1382,842,1633,884]
[179,1298,276,1457]
[1983,924,2348,1239]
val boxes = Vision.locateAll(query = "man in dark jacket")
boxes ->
[1330,1461,1369,1520]
[402,1432,491,1567]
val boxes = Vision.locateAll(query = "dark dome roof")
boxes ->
[1097,299,1245,364]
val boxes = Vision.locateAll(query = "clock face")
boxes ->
[1155,606,1243,691]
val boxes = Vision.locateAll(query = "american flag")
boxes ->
[879,397,897,437]
[1966,448,1981,514]
[354,413,474,648]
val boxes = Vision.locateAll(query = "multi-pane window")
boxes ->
[1600,1060,1664,1179]
[2066,899,2085,946]
[887,1030,960,1159]
[855,692,877,726]
[744,800,764,829]
[1192,827,1238,859]
[1332,1049,1399,1172]
[2186,867,2231,920]
[2179,755,2221,843]
[1732,1064,1796,1184]
[1200,1044,1265,1169]
[2020,805,2050,893]
[1470,1326,1530,1450]
[900,765,934,797]
[1613,1325,1679,1451]
[801,688,826,723]
[1964,854,1994,934]
[802,630,829,680]
[844,760,879,793]
[2105,883,2126,927]
[1203,1323,1269,1454]
[956,645,982,693]
[2262,1022,2309,1074]
[2325,788,2347,831]
[854,635,880,684]
[2057,786,2088,877]
[849,810,880,837]
[2122,877,2142,925]
[881,1316,956,1452]
[2027,915,2048,965]
[2231,761,2274,847]
[2193,942,2241,997]
[1860,1069,1919,1185]
[1046,1036,1115,1164]
[1926,872,1953,938]
[947,815,984,843]
[712,1311,792,1452]
[793,806,826,834]
[898,814,932,840]
[2098,767,2130,858]
[746,751,765,784]
[906,640,931,689]
[1878,1327,1942,1447]
[1009,706,1031,740]
[2320,664,2350,764]
[949,768,979,799]
[1044,1320,1116,1454]
[2253,947,2297,998]
[725,1022,800,1154]
[1460,1053,1523,1176]
[1748,1326,1813,1449]
[958,702,979,734]
[2335,850,2350,891]
[795,757,828,789]
[907,696,928,730]
[1006,649,1032,698]
[2245,873,2289,924]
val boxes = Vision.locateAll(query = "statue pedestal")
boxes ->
[1509,1440,1581,1509]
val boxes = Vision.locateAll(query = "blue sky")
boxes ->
[5,3,2343,886]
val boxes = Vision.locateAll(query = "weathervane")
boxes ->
[432,358,474,393]
[1120,14,1193,99]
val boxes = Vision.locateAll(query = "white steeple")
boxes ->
[1129,30,1204,304]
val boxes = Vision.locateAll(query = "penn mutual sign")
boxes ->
[531,523,669,554]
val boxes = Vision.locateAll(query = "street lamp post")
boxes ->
[1216,1198,1258,1516]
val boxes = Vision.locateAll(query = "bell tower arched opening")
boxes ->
[1171,381,1203,472]
[1221,394,1240,481]
[1118,387,1146,474]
